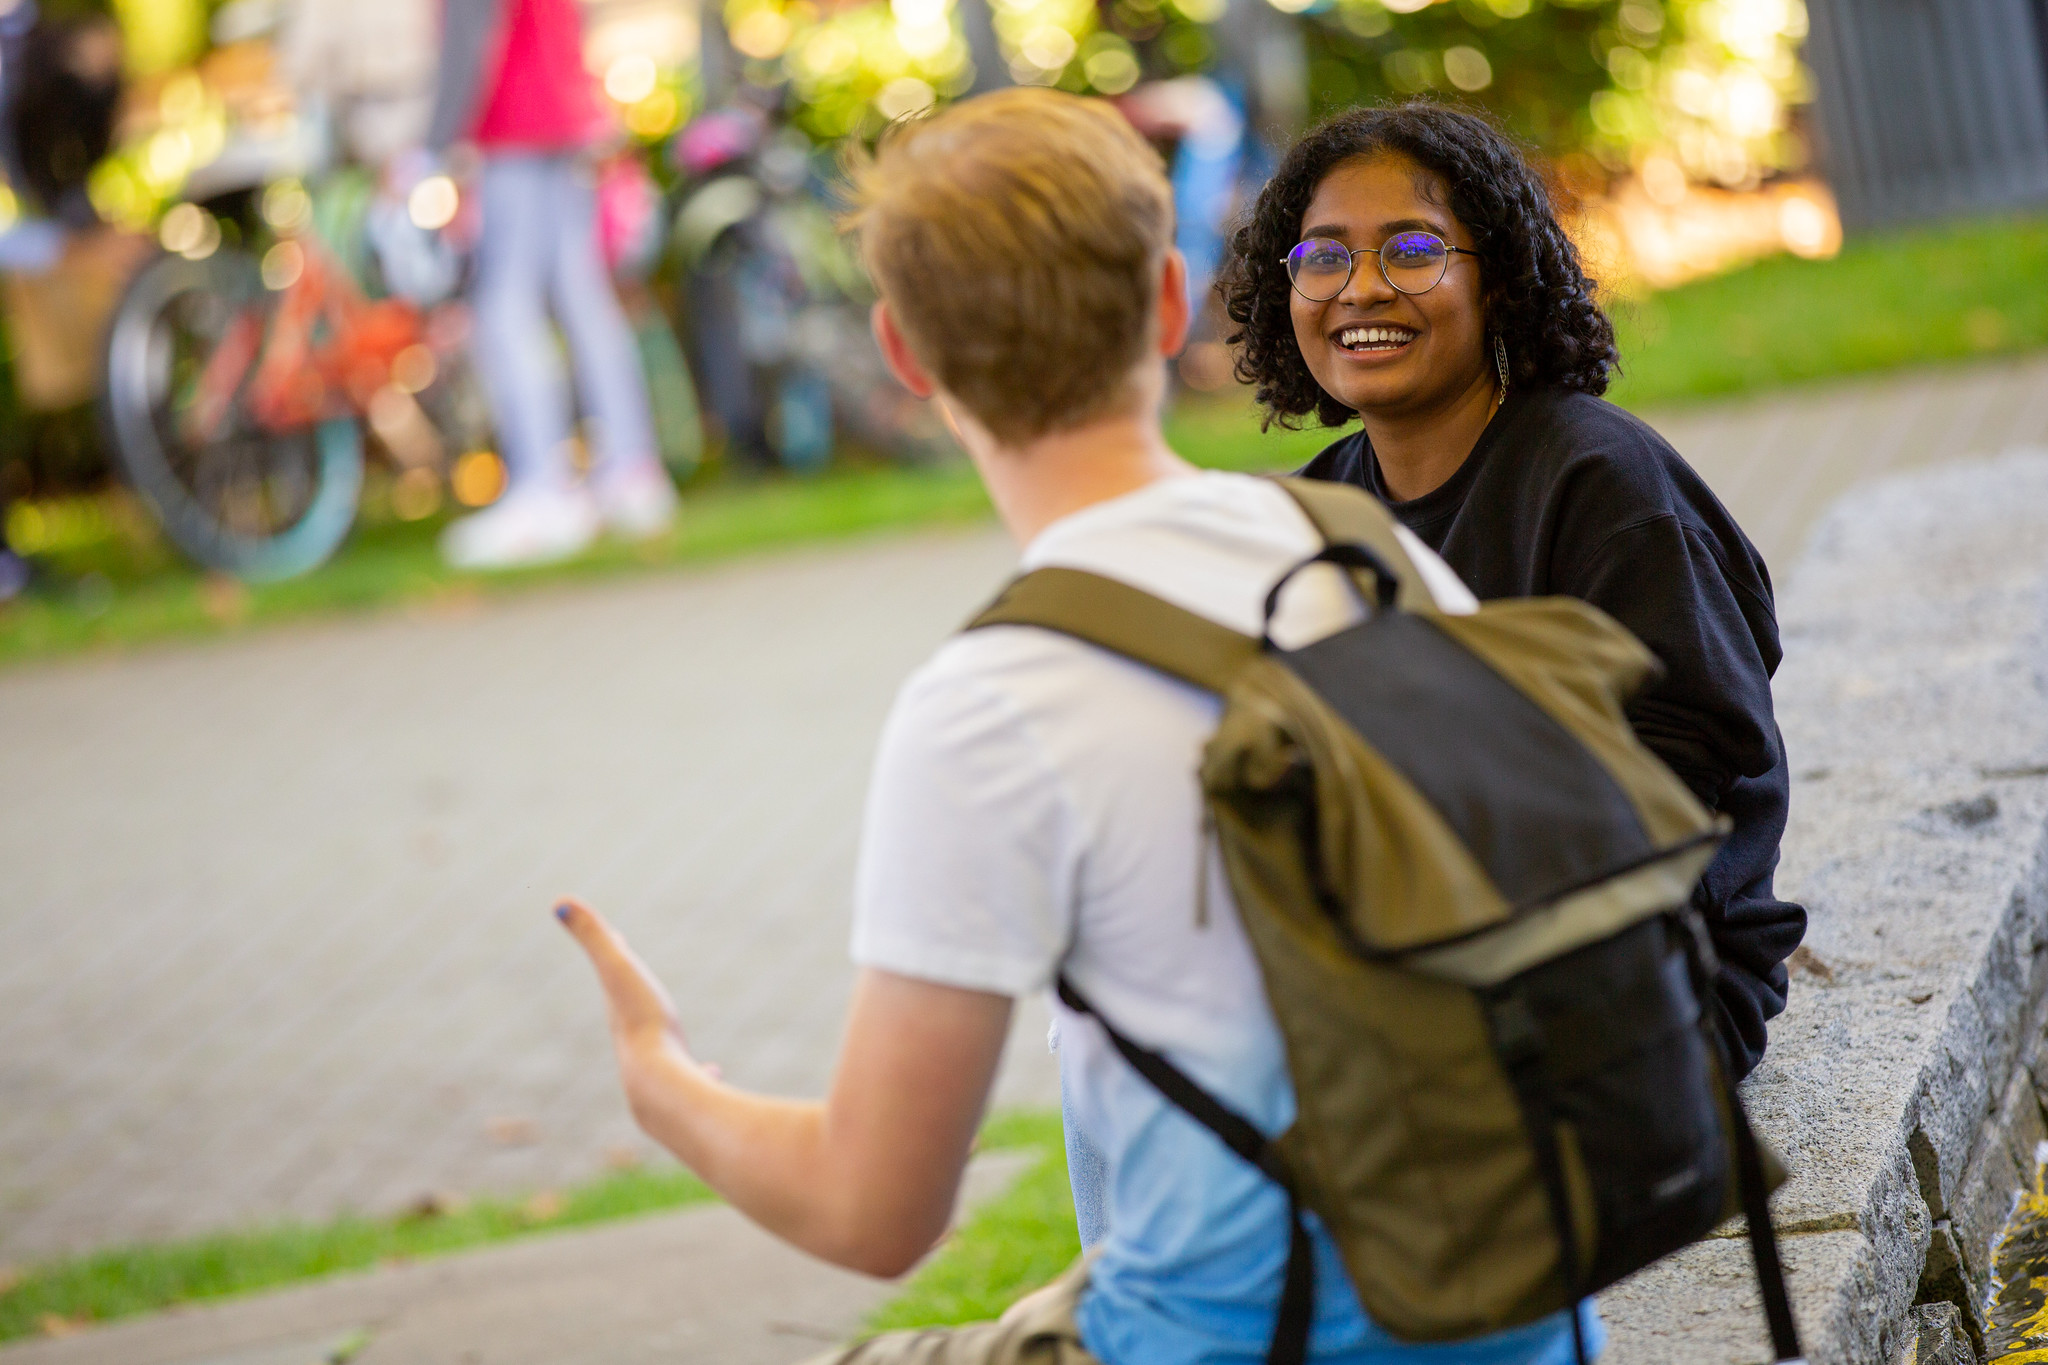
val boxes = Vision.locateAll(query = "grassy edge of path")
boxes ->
[0,1161,716,1342]
[6,206,2048,669]
[0,1109,1074,1345]
[0,405,1332,670]
[1606,211,2048,409]
[864,1110,1081,1336]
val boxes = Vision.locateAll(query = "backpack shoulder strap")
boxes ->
[965,566,1258,696]
[1271,476,1440,616]
[1058,976,1317,1365]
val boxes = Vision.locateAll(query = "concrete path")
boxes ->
[0,352,2044,1320]
[1646,351,2048,570]
[0,525,1054,1267]
[0,1155,1031,1365]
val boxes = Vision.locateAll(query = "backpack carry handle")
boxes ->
[1262,543,1402,646]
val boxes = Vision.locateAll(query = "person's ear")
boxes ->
[872,301,938,399]
[1156,249,1192,358]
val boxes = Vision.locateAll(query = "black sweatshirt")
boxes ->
[1298,385,1806,1079]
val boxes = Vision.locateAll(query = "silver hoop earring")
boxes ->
[1492,333,1510,405]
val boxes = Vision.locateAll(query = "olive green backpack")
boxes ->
[967,477,1802,1365]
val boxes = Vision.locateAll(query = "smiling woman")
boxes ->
[1215,102,1807,1086]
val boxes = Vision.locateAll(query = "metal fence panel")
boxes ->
[1806,0,2048,229]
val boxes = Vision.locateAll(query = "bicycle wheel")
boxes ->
[101,249,363,581]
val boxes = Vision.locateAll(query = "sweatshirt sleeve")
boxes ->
[1573,515,1774,799]
[1564,513,1806,1078]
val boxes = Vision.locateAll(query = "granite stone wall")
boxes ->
[1603,449,2048,1365]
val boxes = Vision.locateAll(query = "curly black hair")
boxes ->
[1219,101,1619,429]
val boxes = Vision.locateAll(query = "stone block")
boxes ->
[1603,1231,1887,1365]
[1608,450,2048,1363]
[1901,1302,1979,1365]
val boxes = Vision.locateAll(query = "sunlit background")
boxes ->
[0,0,2042,628]
[40,0,1824,281]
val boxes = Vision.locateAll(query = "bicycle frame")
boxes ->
[183,235,429,442]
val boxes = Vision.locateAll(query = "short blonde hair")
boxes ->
[842,88,1175,444]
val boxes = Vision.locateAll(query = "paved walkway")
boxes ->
[1646,351,2048,569]
[0,526,1054,1266]
[1,352,2044,1312]
[0,1155,1031,1365]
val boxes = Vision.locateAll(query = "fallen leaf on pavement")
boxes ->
[487,1116,539,1146]
[1788,945,1835,982]
[401,1191,468,1220]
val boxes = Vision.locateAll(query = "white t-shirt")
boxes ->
[851,471,1587,1365]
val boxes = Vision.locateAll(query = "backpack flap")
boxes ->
[1219,596,1727,972]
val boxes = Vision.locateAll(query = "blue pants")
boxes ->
[470,154,656,490]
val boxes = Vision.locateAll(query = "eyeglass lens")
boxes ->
[1285,231,1453,301]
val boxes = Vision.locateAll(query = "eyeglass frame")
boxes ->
[1280,231,1482,302]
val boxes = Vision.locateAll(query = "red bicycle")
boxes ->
[100,184,480,580]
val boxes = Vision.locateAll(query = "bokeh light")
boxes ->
[408,176,460,232]
[260,240,305,291]
[452,451,509,508]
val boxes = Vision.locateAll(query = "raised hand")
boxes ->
[554,898,688,1061]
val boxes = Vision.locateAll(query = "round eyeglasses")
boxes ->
[1282,231,1480,302]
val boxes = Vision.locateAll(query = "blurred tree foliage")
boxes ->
[1298,0,1622,153]
[757,0,1808,182]
[1228,0,1806,181]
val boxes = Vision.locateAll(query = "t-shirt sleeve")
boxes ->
[850,652,1077,996]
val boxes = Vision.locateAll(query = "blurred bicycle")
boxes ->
[98,168,487,580]
[670,101,953,473]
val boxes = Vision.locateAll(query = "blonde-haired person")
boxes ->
[554,88,1586,1365]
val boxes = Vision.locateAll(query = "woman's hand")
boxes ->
[554,898,702,1104]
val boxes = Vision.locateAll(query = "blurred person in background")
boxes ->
[1221,103,1805,1084]
[418,0,673,569]
[0,0,133,601]
[0,0,120,236]
[0,0,35,602]
[0,531,22,602]
[1120,0,1300,324]
[279,0,438,169]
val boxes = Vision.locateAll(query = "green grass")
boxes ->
[0,1163,716,1342]
[0,463,985,667]
[864,1110,1082,1335]
[1606,211,2048,408]
[0,405,1325,670]
[0,1110,1077,1344]
[4,210,2045,668]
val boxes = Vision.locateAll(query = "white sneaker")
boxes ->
[440,484,599,570]
[593,462,680,541]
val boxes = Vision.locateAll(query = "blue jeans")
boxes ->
[470,153,657,490]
